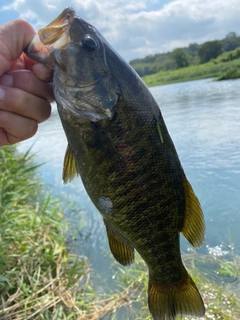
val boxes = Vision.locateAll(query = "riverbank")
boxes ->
[0,145,90,318]
[1,145,240,319]
[142,51,240,87]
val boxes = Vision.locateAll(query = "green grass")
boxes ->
[0,145,240,319]
[0,145,91,319]
[217,65,240,80]
[142,49,240,87]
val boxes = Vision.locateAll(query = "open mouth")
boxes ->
[38,7,76,45]
[24,7,77,68]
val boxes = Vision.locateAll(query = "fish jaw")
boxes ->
[25,8,120,123]
[24,7,76,68]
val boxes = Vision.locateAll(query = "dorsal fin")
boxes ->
[181,177,205,247]
[62,145,78,184]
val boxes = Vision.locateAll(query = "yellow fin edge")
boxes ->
[104,220,135,266]
[62,145,78,184]
[181,178,205,247]
[148,274,205,320]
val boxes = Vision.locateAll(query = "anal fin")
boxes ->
[104,219,134,266]
[181,178,205,247]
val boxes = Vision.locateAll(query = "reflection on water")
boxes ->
[18,78,240,284]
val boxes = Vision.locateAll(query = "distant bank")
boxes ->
[141,48,240,87]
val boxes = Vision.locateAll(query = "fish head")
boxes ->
[25,7,120,123]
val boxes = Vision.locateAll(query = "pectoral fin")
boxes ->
[181,178,205,247]
[90,123,123,163]
[62,145,79,184]
[104,219,134,266]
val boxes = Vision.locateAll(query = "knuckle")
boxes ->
[38,101,52,123]
[26,120,38,138]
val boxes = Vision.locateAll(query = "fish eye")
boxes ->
[81,35,98,52]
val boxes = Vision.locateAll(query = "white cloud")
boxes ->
[2,0,240,61]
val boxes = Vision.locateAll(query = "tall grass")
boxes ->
[0,145,90,319]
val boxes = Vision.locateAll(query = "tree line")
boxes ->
[130,32,240,77]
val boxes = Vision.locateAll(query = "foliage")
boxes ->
[186,43,199,57]
[217,66,240,81]
[171,48,189,68]
[130,53,174,77]
[0,146,90,319]
[222,38,240,52]
[226,32,238,39]
[198,40,223,63]
[142,51,240,87]
[222,32,240,52]
[218,48,240,63]
[129,32,240,78]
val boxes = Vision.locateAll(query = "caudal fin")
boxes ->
[148,274,205,320]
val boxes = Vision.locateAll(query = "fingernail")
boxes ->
[0,88,5,100]
[0,74,13,87]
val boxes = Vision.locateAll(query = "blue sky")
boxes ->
[1,0,240,62]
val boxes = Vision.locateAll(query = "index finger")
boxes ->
[0,70,54,102]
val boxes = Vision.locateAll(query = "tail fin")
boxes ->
[148,274,205,320]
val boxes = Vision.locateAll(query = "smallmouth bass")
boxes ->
[25,8,205,320]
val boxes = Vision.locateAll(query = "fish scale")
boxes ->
[25,7,205,320]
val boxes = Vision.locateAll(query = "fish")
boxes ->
[25,8,205,320]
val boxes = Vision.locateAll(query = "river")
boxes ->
[18,78,240,297]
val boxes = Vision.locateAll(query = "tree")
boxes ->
[222,32,240,52]
[198,40,223,63]
[171,48,189,68]
[187,43,199,57]
[222,38,240,52]
[226,32,237,39]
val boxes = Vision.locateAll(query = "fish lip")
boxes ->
[24,34,55,68]
[54,7,76,26]
[24,7,77,66]
[38,7,76,45]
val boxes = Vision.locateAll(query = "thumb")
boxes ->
[0,19,35,76]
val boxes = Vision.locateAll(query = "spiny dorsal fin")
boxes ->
[104,219,134,266]
[62,145,78,184]
[181,178,205,247]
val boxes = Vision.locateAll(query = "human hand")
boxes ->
[0,18,54,147]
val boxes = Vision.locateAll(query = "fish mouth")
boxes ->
[24,7,76,68]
